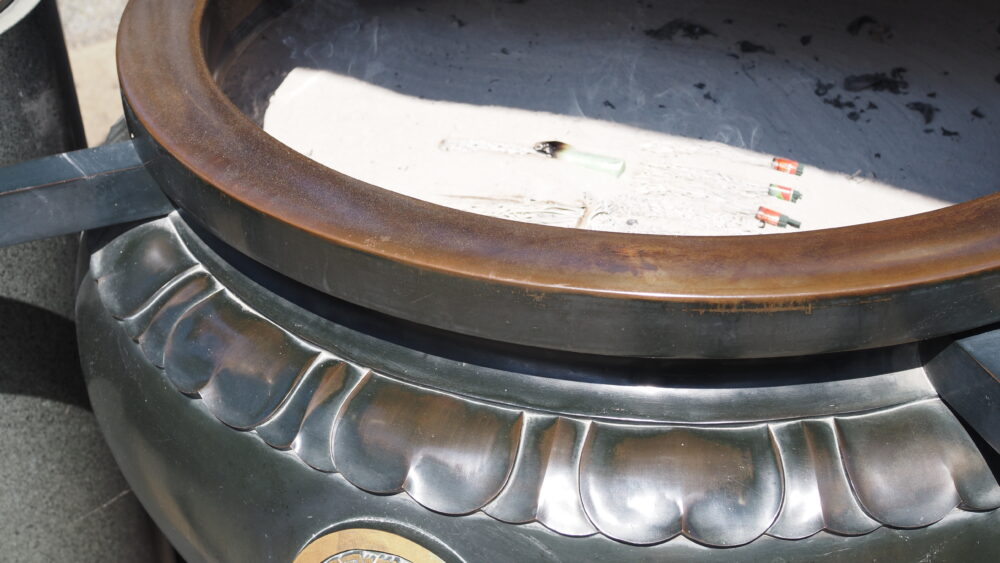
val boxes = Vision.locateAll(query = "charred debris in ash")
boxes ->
[640,11,981,137]
[432,2,989,139]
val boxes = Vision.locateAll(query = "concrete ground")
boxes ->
[56,0,126,145]
[0,1,167,561]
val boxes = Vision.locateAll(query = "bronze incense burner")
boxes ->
[2,0,999,560]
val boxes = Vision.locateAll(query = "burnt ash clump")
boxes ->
[844,68,908,94]
[847,15,877,35]
[814,80,834,96]
[736,40,774,54]
[645,19,714,41]
[906,101,939,124]
[823,95,855,109]
[846,15,894,41]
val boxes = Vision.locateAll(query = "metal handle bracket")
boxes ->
[0,141,172,248]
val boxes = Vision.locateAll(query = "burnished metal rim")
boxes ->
[116,0,1000,358]
[169,213,943,425]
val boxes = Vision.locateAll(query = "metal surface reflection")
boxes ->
[79,215,1000,559]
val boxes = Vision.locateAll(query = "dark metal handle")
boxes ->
[925,326,1000,453]
[0,141,173,248]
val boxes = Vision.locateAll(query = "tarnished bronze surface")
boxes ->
[77,214,1000,560]
[116,0,1000,358]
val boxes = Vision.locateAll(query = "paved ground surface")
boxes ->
[56,0,126,145]
[0,2,163,561]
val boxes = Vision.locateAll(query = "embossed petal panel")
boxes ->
[253,358,363,469]
[165,292,319,430]
[125,272,219,367]
[769,419,879,539]
[91,218,1000,548]
[485,416,596,536]
[579,423,782,546]
[292,361,364,472]
[837,400,1000,528]
[334,376,523,514]
[92,220,199,319]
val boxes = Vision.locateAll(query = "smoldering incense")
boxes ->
[534,141,626,177]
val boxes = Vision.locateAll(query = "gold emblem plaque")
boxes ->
[294,528,445,563]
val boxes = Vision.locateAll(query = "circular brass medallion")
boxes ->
[295,529,444,563]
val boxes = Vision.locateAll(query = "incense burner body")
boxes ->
[76,214,1000,562]
[0,0,990,561]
